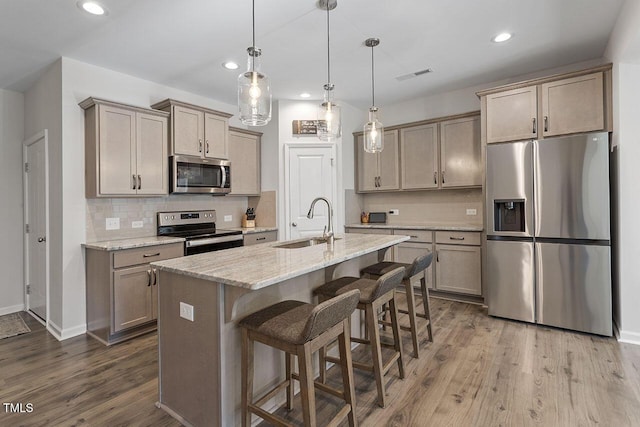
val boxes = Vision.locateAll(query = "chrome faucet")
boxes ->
[307,197,334,244]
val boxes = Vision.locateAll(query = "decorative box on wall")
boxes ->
[292,119,327,136]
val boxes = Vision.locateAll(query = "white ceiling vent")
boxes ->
[396,68,433,81]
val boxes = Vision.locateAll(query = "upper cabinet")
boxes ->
[479,65,612,144]
[356,112,481,193]
[151,99,232,159]
[228,127,262,196]
[80,98,169,198]
[356,130,400,192]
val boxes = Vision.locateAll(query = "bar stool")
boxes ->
[361,253,434,358]
[314,267,406,408]
[239,289,360,427]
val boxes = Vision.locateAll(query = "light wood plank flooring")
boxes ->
[1,300,639,426]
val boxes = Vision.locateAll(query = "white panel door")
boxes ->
[286,145,336,240]
[24,133,48,321]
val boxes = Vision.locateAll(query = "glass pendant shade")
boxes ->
[238,48,271,126]
[318,84,341,141]
[364,108,384,153]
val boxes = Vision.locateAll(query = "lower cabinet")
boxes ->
[85,242,183,345]
[243,230,278,246]
[346,227,482,297]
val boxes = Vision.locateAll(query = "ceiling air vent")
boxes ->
[396,68,433,81]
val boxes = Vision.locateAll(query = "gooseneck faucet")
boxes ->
[307,197,334,244]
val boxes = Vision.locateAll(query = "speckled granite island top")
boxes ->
[83,236,185,251]
[346,223,483,232]
[152,233,409,290]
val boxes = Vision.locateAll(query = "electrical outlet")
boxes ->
[105,217,120,230]
[389,209,399,215]
[466,208,477,216]
[224,215,232,222]
[132,220,144,229]
[180,302,195,322]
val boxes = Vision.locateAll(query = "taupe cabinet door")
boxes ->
[113,264,154,332]
[356,134,378,191]
[99,105,136,195]
[173,106,204,157]
[400,124,438,190]
[377,130,400,190]
[395,242,433,289]
[435,244,481,295]
[541,72,604,137]
[440,116,481,187]
[136,112,168,195]
[204,113,229,159]
[228,130,260,195]
[486,86,538,143]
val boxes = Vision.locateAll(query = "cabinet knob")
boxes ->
[37,237,46,243]
[292,222,297,227]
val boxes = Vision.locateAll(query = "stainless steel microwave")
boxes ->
[170,155,231,194]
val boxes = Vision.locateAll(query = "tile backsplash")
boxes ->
[86,195,249,242]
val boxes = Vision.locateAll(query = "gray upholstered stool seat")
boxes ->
[240,290,360,427]
[314,267,406,408]
[361,253,434,359]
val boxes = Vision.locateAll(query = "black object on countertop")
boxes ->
[245,208,256,220]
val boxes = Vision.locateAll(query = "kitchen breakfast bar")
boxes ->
[151,233,409,427]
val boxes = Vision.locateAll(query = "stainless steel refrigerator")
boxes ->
[485,131,612,336]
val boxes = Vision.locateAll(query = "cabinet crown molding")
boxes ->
[79,97,170,117]
[150,98,233,118]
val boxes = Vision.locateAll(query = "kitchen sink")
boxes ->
[274,236,342,249]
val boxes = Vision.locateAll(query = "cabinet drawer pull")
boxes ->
[433,171,437,184]
[544,115,549,132]
[449,236,465,240]
[143,252,161,258]
[137,174,141,190]
[436,251,439,262]
[152,268,157,286]
[532,117,536,134]
[132,174,137,190]
[410,235,419,239]
[256,237,266,241]
[147,269,152,286]
[442,170,446,184]
[199,139,203,152]
[206,140,210,154]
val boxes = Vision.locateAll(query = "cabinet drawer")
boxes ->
[435,231,480,246]
[345,227,392,235]
[244,231,277,246]
[113,243,183,269]
[394,229,432,243]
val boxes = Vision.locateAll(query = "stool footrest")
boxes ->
[326,404,352,427]
[248,404,290,427]
[253,379,291,408]
[289,372,346,400]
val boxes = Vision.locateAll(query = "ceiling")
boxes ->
[0,0,626,109]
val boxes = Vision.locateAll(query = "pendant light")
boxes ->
[238,0,272,126]
[363,38,384,153]
[317,0,341,141]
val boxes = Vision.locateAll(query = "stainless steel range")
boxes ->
[157,210,243,255]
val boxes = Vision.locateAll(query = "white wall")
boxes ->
[0,89,25,315]
[604,0,640,344]
[24,60,63,330]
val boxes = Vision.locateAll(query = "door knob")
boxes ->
[292,222,297,227]
[37,237,46,243]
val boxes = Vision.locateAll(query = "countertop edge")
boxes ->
[230,227,278,234]
[345,223,484,232]
[82,236,185,251]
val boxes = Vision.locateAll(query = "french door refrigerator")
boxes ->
[486,131,612,336]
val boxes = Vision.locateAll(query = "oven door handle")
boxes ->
[185,234,243,248]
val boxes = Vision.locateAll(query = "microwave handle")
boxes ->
[221,166,227,188]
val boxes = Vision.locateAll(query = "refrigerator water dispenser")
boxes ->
[494,200,525,232]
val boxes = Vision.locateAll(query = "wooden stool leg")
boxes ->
[285,352,294,411]
[404,277,420,358]
[367,303,387,408]
[420,277,433,342]
[241,328,254,427]
[389,296,405,379]
[338,319,358,427]
[297,342,317,427]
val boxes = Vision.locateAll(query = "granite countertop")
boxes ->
[152,233,409,290]
[346,223,484,232]
[229,226,278,234]
[83,236,185,251]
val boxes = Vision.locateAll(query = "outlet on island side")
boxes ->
[389,209,399,216]
[180,302,195,322]
[466,208,477,216]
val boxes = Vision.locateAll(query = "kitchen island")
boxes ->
[151,232,409,427]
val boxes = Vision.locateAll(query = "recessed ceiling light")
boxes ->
[492,32,512,43]
[223,61,239,70]
[78,1,106,15]
[300,93,311,98]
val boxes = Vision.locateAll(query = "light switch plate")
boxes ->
[180,302,194,322]
[105,217,120,230]
[466,209,477,216]
[224,215,232,222]
[132,220,144,229]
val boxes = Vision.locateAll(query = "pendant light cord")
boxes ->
[251,0,256,72]
[371,45,375,107]
[326,3,331,85]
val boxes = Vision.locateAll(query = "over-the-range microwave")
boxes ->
[170,155,231,195]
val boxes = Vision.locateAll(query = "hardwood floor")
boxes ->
[1,300,640,426]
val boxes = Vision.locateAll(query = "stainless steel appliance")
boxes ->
[157,210,243,255]
[170,155,231,194]
[486,132,612,336]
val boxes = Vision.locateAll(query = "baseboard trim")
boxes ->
[46,320,86,341]
[617,329,640,346]
[0,304,25,316]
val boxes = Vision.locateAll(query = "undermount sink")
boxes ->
[274,236,342,249]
